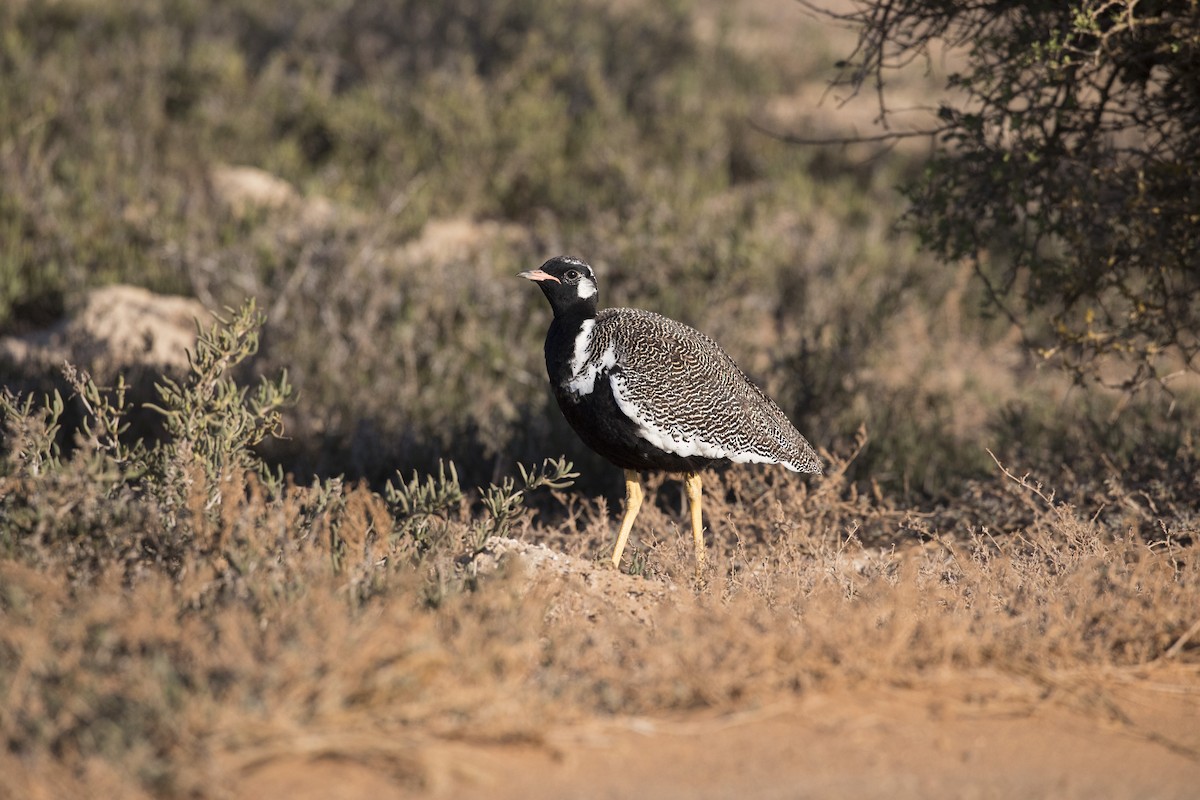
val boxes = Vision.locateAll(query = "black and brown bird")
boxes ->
[520,255,821,572]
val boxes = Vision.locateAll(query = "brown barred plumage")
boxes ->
[520,255,821,573]
[578,307,821,473]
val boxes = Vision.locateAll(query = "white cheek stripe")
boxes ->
[576,278,597,300]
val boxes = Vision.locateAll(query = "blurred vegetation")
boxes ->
[0,0,1197,502]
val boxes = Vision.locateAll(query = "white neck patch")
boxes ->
[568,319,595,378]
[576,278,596,300]
[564,318,616,396]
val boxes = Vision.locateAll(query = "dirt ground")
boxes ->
[235,666,1200,799]
[229,534,1200,800]
[8,3,1195,797]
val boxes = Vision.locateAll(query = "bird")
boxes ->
[520,255,821,574]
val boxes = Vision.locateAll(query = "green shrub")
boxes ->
[1,0,1196,506]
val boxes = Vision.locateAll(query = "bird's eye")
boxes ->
[564,269,580,281]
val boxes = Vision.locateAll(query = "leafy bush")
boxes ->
[821,0,1200,385]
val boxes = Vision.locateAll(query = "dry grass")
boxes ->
[2,1,1199,796]
[2,418,1197,796]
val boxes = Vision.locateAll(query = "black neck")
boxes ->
[544,303,597,388]
[545,290,598,320]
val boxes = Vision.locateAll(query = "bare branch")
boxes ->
[749,116,948,146]
[800,0,1200,387]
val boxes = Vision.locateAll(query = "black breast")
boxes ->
[553,372,716,474]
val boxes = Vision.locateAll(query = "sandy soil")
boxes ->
[155,4,1200,797]
[235,666,1200,799]
[227,538,1200,799]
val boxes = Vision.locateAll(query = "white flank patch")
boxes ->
[564,321,616,396]
[610,376,778,464]
[576,278,597,300]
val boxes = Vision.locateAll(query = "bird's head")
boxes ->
[519,256,599,316]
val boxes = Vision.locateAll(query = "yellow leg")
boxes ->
[684,471,707,573]
[610,470,644,569]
